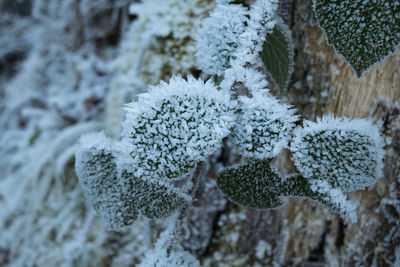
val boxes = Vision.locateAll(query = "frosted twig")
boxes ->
[165,161,205,255]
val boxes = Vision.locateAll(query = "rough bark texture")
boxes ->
[200,0,400,266]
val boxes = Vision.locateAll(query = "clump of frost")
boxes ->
[233,0,279,68]
[220,0,279,94]
[232,92,298,159]
[195,0,249,76]
[138,247,200,267]
[291,115,384,192]
[75,132,137,231]
[122,76,234,179]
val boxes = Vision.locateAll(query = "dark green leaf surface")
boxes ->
[122,171,188,219]
[76,142,137,230]
[270,174,313,197]
[292,128,380,192]
[314,0,400,77]
[217,159,284,209]
[260,22,294,94]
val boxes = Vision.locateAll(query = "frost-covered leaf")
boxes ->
[75,132,137,231]
[121,170,189,219]
[291,115,384,192]
[232,92,298,159]
[195,0,249,76]
[313,0,400,77]
[138,247,200,267]
[271,175,357,223]
[217,159,284,209]
[123,76,234,180]
[260,21,294,94]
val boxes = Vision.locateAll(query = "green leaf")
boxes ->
[313,0,400,77]
[270,175,357,223]
[123,76,234,180]
[260,21,294,94]
[232,93,297,159]
[75,133,137,231]
[122,171,189,219]
[291,115,384,192]
[216,159,284,209]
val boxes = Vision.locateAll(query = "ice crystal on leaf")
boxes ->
[291,115,384,192]
[314,0,400,77]
[195,0,249,76]
[270,174,357,223]
[232,92,298,159]
[217,159,284,209]
[123,76,234,180]
[75,132,137,231]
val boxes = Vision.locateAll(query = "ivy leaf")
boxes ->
[270,175,357,223]
[290,115,384,192]
[260,21,294,94]
[313,0,400,77]
[216,159,284,209]
[122,171,190,219]
[75,133,137,231]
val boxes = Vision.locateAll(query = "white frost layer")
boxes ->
[232,92,298,159]
[122,76,235,179]
[291,114,385,192]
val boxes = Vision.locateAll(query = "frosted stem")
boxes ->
[165,161,205,255]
